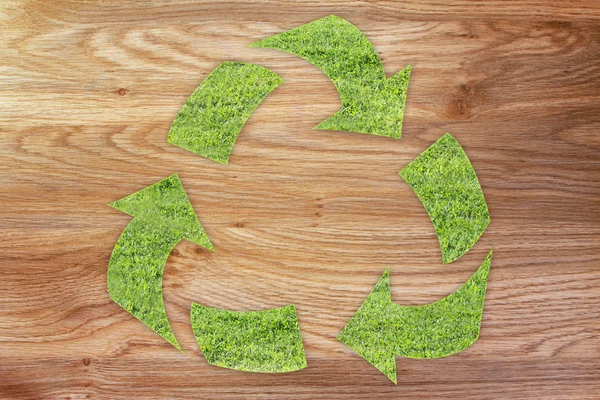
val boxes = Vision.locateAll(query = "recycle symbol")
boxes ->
[107,15,492,384]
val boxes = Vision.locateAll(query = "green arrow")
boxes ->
[191,303,307,373]
[108,174,213,350]
[400,133,490,264]
[338,250,493,384]
[251,15,411,138]
[167,62,282,164]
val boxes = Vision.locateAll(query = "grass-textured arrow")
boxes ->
[251,15,411,139]
[191,304,307,373]
[400,133,490,264]
[108,174,213,349]
[168,62,282,164]
[338,250,493,384]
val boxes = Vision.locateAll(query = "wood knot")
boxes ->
[453,99,469,117]
[83,357,91,366]
[170,248,181,257]
[234,221,245,228]
[458,84,472,95]
[448,82,481,120]
[116,88,129,96]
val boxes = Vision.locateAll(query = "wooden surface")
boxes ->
[1,1,600,398]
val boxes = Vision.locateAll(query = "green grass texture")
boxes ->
[168,62,282,164]
[191,304,307,373]
[400,133,490,264]
[338,250,493,384]
[108,174,214,350]
[251,15,411,139]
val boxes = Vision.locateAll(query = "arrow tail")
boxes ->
[167,62,282,164]
[191,303,307,373]
[400,133,490,263]
[251,15,386,90]
[397,250,493,359]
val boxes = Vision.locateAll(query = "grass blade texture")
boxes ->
[400,133,490,263]
[108,174,213,349]
[168,62,282,164]
[191,303,307,373]
[338,250,493,383]
[251,15,411,138]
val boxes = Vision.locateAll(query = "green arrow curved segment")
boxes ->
[191,303,307,373]
[108,174,214,350]
[338,250,493,384]
[400,133,490,264]
[167,62,282,164]
[251,15,411,138]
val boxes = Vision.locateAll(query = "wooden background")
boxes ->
[1,1,599,398]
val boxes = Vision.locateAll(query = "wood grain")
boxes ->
[1,1,599,398]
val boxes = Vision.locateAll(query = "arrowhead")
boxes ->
[109,174,213,250]
[315,65,411,138]
[251,15,411,138]
[337,268,399,384]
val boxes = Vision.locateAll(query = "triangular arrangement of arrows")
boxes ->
[106,15,494,384]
